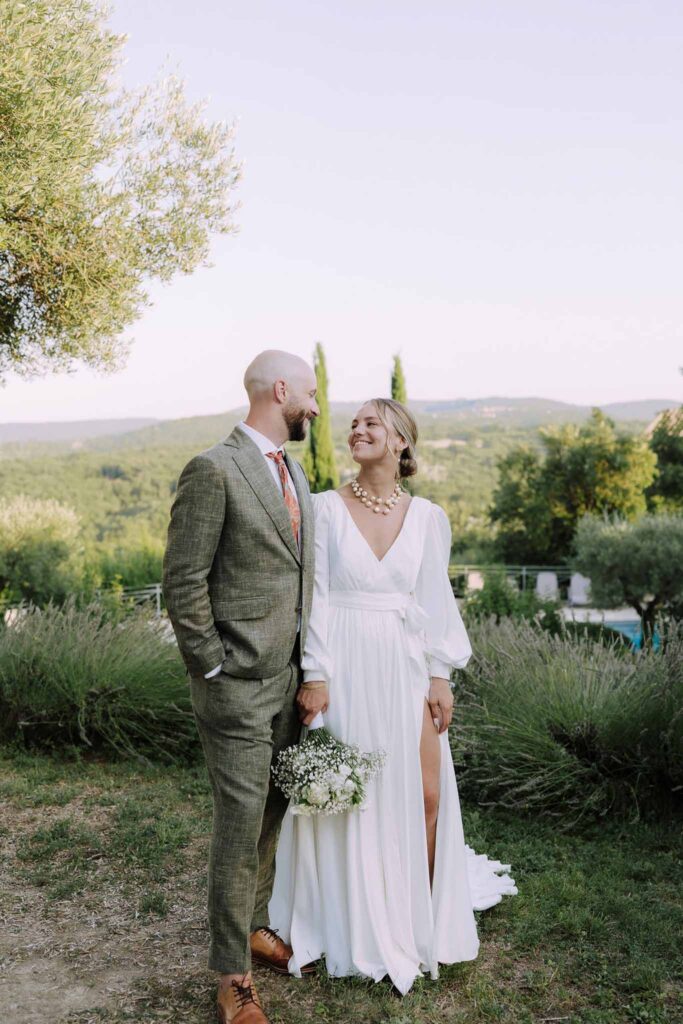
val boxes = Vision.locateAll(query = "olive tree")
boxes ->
[0,0,240,378]
[573,513,683,644]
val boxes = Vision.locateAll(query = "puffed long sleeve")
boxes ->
[301,492,333,684]
[415,503,472,678]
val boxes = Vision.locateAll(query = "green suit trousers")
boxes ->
[190,650,301,973]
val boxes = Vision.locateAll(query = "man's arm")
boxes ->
[162,454,226,676]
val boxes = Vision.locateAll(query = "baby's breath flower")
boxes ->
[272,726,386,816]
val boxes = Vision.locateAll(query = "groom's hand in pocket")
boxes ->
[296,682,329,725]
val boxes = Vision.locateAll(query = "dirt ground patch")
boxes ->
[0,763,213,1023]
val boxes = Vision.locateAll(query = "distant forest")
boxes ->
[0,399,664,563]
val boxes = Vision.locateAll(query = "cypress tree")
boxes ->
[306,342,339,492]
[391,354,408,404]
[390,353,413,493]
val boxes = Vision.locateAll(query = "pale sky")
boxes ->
[2,0,682,422]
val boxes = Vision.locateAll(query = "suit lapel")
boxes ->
[230,432,301,564]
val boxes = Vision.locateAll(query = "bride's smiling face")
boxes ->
[348,402,402,468]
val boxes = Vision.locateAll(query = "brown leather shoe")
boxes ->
[250,926,317,976]
[216,974,268,1023]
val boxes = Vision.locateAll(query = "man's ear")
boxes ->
[273,379,288,404]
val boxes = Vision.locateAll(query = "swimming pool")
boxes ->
[606,621,661,650]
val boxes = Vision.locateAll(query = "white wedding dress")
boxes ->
[269,491,517,995]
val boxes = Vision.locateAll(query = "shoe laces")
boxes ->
[231,976,259,1010]
[257,926,281,945]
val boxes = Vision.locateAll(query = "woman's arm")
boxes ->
[414,502,472,732]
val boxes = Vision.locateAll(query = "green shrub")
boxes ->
[0,601,197,761]
[463,569,561,624]
[453,617,683,822]
[90,536,164,590]
[0,496,86,606]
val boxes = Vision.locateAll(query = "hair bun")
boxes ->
[399,451,418,479]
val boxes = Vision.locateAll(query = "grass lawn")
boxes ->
[0,747,680,1024]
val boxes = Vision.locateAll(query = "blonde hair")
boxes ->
[368,398,419,479]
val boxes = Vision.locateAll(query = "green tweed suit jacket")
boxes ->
[163,426,314,679]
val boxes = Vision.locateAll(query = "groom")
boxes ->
[163,350,327,1024]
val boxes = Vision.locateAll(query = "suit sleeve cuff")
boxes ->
[194,637,226,676]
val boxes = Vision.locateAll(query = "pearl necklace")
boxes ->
[351,477,403,515]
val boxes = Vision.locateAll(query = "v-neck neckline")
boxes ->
[332,489,416,564]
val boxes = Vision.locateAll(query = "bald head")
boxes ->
[242,349,320,445]
[243,349,315,400]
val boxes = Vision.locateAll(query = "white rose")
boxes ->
[327,772,347,792]
[305,782,330,806]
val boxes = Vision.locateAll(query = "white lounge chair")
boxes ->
[466,571,485,592]
[568,573,591,605]
[3,606,27,628]
[535,572,559,600]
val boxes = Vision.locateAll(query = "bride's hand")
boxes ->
[428,677,453,734]
[296,682,330,725]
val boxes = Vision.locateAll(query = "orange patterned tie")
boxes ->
[266,450,301,548]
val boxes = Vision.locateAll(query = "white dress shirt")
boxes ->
[205,421,301,678]
[236,421,300,504]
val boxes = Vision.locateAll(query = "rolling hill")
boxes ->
[1,397,674,458]
[0,418,158,445]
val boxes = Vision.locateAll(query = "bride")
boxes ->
[269,397,516,995]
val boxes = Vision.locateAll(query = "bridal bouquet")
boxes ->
[272,716,386,816]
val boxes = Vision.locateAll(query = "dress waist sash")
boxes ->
[328,590,430,681]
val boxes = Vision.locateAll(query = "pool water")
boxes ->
[606,621,661,651]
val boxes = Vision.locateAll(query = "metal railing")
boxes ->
[450,564,571,586]
[120,583,163,616]
[449,564,575,600]
[118,569,577,615]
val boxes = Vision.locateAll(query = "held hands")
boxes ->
[428,677,454,734]
[296,681,330,726]
[297,678,451,731]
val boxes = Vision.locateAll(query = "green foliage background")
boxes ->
[646,407,683,510]
[0,401,678,587]
[489,409,658,563]
[0,420,534,573]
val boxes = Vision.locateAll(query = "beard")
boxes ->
[284,403,310,442]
